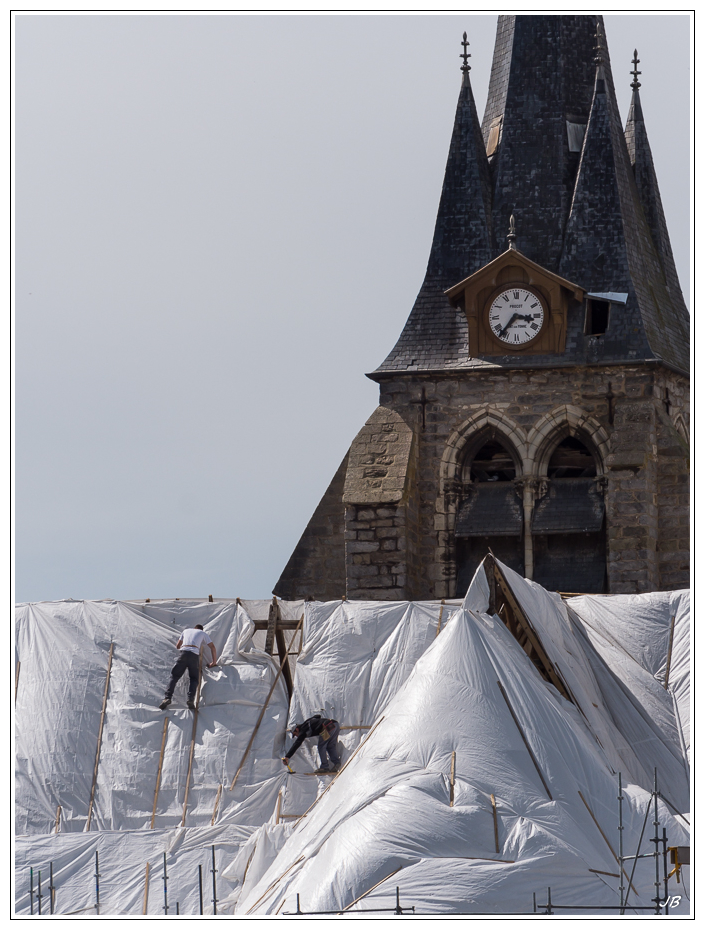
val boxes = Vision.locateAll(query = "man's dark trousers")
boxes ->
[165,651,200,702]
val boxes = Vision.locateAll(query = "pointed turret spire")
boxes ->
[373,33,493,374]
[624,49,689,356]
[559,33,689,372]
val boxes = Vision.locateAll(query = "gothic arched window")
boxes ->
[532,436,606,593]
[455,436,524,596]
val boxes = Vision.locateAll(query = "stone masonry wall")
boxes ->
[374,363,689,598]
[654,371,690,590]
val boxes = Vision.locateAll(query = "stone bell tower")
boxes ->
[274,15,690,601]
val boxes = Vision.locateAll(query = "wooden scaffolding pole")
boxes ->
[496,680,552,800]
[435,600,446,637]
[490,793,500,853]
[86,642,114,831]
[15,660,20,706]
[150,717,169,829]
[449,751,456,807]
[229,615,304,792]
[180,645,205,827]
[664,614,676,689]
[142,863,150,915]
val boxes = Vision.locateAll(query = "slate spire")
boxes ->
[559,28,690,373]
[481,16,598,271]
[624,51,687,320]
[374,33,493,372]
[424,32,493,283]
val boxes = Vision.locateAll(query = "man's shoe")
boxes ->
[159,698,171,710]
[331,762,341,772]
[187,699,196,710]
[314,766,333,775]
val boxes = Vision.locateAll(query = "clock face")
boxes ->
[488,287,545,346]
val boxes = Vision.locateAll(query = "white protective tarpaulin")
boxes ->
[234,563,690,916]
[16,564,690,915]
[15,598,293,834]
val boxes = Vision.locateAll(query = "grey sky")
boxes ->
[15,14,691,602]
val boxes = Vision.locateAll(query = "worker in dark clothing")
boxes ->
[283,714,341,773]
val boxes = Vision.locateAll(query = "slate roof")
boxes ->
[372,15,690,379]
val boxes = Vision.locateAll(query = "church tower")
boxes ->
[275,15,690,600]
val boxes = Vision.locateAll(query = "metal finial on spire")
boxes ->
[631,49,642,90]
[507,214,517,250]
[460,32,471,73]
[593,20,606,65]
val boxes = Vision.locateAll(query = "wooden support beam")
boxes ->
[230,615,304,792]
[275,789,282,825]
[339,866,403,913]
[275,628,294,700]
[150,717,169,829]
[54,806,61,834]
[86,642,114,831]
[435,599,446,637]
[491,793,499,853]
[492,560,571,702]
[664,614,676,689]
[180,646,205,827]
[245,855,305,915]
[496,680,552,800]
[15,660,20,706]
[210,784,223,826]
[578,790,639,897]
[264,598,279,656]
[449,750,456,807]
[483,555,497,615]
[142,863,150,915]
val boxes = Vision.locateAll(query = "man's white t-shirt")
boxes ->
[180,628,213,655]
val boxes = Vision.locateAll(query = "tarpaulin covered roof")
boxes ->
[15,563,690,915]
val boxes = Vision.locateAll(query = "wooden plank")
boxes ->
[142,863,150,915]
[15,660,20,706]
[496,680,552,800]
[483,555,497,615]
[578,790,639,897]
[253,619,302,631]
[275,627,294,700]
[275,789,282,825]
[181,645,205,827]
[340,725,372,731]
[86,642,114,831]
[230,615,304,791]
[264,598,278,656]
[435,599,446,637]
[664,614,676,689]
[54,806,61,834]
[245,855,305,915]
[493,561,571,702]
[449,750,456,807]
[491,793,499,853]
[340,866,402,913]
[210,784,223,826]
[150,717,169,829]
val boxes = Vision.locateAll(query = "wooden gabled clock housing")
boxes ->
[445,249,584,356]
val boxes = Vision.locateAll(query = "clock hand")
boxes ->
[498,313,519,338]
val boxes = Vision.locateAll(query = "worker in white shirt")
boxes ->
[159,624,218,710]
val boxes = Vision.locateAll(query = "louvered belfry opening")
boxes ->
[532,437,607,593]
[455,437,524,596]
